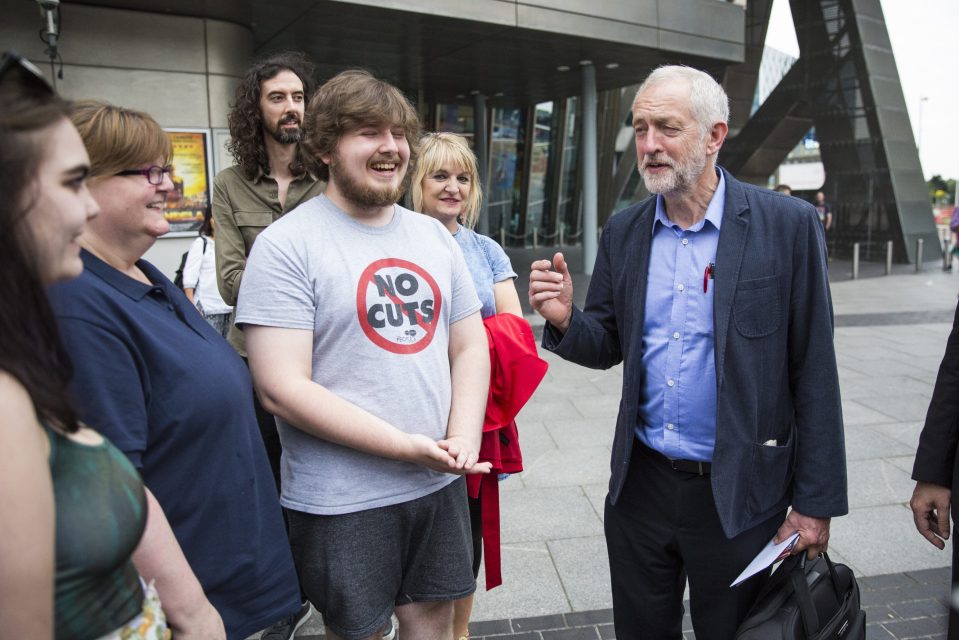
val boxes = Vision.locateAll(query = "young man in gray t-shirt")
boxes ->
[236,70,491,640]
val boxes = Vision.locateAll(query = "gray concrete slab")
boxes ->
[521,447,612,488]
[852,393,939,423]
[543,417,615,450]
[549,536,613,611]
[499,487,603,544]
[471,542,572,621]
[843,425,917,461]
[829,504,950,575]
[846,458,917,509]
[872,421,927,448]
[843,399,903,425]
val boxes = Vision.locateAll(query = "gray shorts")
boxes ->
[287,477,475,640]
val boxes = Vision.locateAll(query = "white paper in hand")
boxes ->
[730,532,800,587]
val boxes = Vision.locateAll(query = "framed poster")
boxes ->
[163,128,214,236]
[212,128,235,176]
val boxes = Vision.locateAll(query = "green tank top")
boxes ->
[46,425,147,639]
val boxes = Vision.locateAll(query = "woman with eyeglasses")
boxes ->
[0,52,169,639]
[47,100,302,640]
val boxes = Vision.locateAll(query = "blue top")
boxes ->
[635,171,725,463]
[452,225,516,319]
[49,251,300,640]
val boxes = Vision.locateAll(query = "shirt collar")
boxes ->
[252,159,312,184]
[80,249,168,301]
[652,168,726,235]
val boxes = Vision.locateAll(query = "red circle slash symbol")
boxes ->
[355,258,443,354]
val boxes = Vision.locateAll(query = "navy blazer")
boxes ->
[543,168,848,538]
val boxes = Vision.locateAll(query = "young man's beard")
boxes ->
[329,155,408,209]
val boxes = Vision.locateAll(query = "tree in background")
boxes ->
[928,175,956,206]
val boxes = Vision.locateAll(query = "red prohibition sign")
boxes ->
[355,258,443,354]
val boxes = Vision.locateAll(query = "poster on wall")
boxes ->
[163,129,213,235]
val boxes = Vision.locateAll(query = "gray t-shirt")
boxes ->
[236,195,481,514]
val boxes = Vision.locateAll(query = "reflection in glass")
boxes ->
[555,97,580,243]
[526,101,559,244]
[489,107,526,246]
[436,104,475,143]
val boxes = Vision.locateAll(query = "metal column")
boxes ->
[581,63,598,275]
[473,92,490,237]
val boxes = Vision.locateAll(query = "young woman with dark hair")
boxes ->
[0,50,169,639]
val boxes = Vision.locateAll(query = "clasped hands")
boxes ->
[404,433,491,475]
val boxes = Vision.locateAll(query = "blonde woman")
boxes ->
[412,132,523,640]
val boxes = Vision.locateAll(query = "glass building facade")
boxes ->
[430,97,584,247]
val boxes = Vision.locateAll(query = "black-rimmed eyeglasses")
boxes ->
[116,165,173,185]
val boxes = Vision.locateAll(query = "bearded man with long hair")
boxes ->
[211,50,325,640]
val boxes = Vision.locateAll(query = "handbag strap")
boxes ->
[789,561,821,639]
[790,552,847,639]
[821,551,844,599]
[194,236,208,297]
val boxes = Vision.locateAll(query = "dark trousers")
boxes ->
[604,442,785,640]
[951,531,959,639]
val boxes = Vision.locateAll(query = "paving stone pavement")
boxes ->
[267,252,959,640]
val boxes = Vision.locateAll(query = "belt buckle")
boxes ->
[670,458,706,475]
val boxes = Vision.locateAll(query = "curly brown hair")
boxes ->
[303,69,421,182]
[227,51,317,180]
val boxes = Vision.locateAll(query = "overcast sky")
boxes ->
[765,0,957,181]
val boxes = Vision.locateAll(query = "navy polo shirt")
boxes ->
[49,250,299,640]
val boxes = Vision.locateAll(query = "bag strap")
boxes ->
[789,559,821,639]
[821,551,843,598]
[193,236,208,297]
[791,553,847,639]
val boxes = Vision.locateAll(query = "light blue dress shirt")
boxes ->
[635,171,726,462]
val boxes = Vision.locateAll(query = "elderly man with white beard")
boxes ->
[528,65,847,640]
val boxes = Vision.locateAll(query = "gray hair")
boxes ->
[635,66,729,136]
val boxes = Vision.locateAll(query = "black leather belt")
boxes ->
[638,441,712,476]
[667,458,711,475]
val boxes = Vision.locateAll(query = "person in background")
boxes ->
[214,51,324,501]
[411,131,524,640]
[212,49,323,640]
[910,299,959,639]
[48,100,302,640]
[183,206,233,338]
[774,184,791,195]
[0,50,168,640]
[813,190,832,231]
